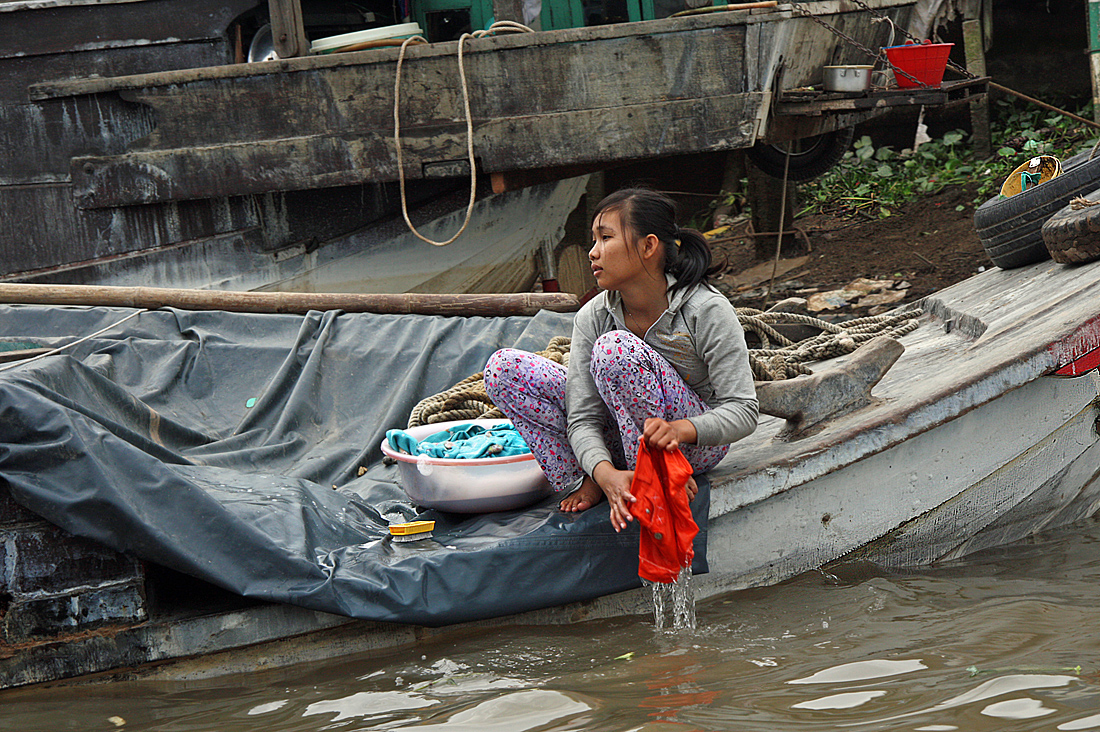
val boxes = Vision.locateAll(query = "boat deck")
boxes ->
[711,257,1100,514]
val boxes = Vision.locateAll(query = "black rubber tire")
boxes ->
[746,127,856,183]
[1041,188,1100,264]
[974,146,1100,269]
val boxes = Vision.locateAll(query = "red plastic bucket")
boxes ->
[885,41,954,88]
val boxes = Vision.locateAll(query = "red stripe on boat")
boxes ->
[1050,316,1100,376]
[1055,347,1100,376]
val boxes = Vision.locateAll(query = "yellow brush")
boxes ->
[389,520,435,542]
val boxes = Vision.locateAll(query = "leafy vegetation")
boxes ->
[797,98,1097,219]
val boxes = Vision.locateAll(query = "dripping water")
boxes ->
[645,565,695,630]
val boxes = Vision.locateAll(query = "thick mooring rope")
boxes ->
[407,335,570,426]
[406,310,920,426]
[739,308,920,380]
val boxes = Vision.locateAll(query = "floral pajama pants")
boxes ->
[483,330,729,491]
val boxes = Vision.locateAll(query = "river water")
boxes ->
[7,516,1100,731]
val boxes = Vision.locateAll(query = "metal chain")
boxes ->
[846,0,979,80]
[785,1,927,88]
[847,0,920,43]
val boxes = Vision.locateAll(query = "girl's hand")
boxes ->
[686,475,698,501]
[643,418,697,451]
[593,463,636,532]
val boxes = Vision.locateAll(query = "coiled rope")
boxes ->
[407,335,570,426]
[739,308,920,381]
[407,309,920,426]
[394,21,534,247]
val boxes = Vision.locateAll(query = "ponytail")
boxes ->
[593,187,722,296]
[665,225,722,296]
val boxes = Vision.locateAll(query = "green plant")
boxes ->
[690,186,747,231]
[797,98,1095,219]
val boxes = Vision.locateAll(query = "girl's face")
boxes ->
[589,208,647,291]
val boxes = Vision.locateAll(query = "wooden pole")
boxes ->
[1090,0,1100,123]
[0,284,580,316]
[671,1,777,18]
[268,0,310,58]
[492,0,525,24]
[746,159,802,260]
[963,18,991,157]
[990,82,1100,131]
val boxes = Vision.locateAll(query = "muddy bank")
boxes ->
[709,183,986,315]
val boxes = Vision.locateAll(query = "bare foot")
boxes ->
[559,476,604,513]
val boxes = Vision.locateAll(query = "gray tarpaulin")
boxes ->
[0,304,708,626]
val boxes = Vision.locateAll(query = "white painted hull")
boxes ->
[707,372,1100,591]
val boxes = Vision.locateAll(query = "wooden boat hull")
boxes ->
[38,3,915,208]
[8,175,593,296]
[2,257,1100,689]
[1,0,916,288]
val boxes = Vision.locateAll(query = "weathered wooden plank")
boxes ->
[23,0,915,112]
[0,42,230,103]
[0,98,153,184]
[0,185,257,275]
[29,9,791,100]
[72,93,763,207]
[268,0,309,59]
[0,517,148,644]
[3,582,147,643]
[0,348,51,364]
[0,0,256,60]
[775,88,950,116]
[492,0,525,23]
[93,26,749,153]
[4,522,143,596]
[0,185,82,273]
[963,18,991,156]
[764,78,989,142]
[770,77,994,127]
[24,0,917,98]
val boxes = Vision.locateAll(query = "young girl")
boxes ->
[484,188,758,532]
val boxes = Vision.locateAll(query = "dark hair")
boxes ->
[593,187,722,296]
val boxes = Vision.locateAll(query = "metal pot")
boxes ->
[247,24,277,63]
[822,65,874,93]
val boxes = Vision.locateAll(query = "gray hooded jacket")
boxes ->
[565,277,759,477]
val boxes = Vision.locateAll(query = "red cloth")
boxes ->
[628,439,698,583]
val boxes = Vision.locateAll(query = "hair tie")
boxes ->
[673,224,682,248]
